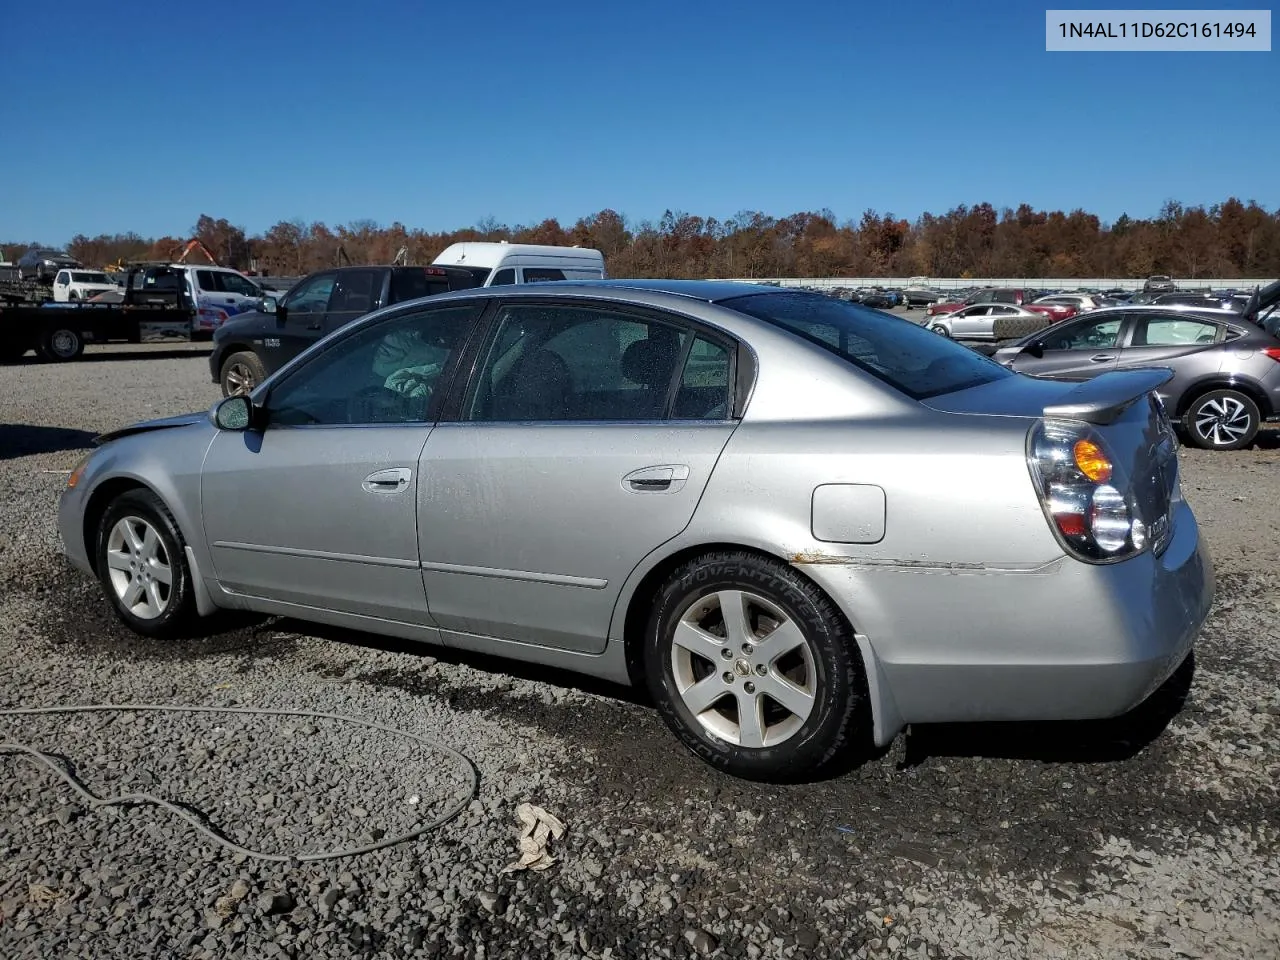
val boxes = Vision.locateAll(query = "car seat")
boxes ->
[620,328,683,418]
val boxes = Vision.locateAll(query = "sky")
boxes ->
[1,0,1276,244]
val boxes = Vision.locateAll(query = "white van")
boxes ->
[431,242,605,286]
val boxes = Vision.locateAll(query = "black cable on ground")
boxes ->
[0,703,479,863]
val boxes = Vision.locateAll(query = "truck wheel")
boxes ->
[220,351,266,397]
[41,327,85,362]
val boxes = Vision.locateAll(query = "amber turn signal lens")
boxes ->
[1073,439,1113,483]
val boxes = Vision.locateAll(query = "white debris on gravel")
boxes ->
[2,344,1278,959]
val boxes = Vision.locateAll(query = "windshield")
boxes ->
[723,291,1014,400]
[453,266,493,285]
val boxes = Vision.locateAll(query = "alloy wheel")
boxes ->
[224,362,256,396]
[1194,395,1251,447]
[104,516,173,620]
[669,589,817,748]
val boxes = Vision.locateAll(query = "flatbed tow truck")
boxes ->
[0,263,197,362]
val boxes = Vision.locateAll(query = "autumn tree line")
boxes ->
[7,199,1279,281]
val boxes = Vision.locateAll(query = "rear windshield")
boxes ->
[72,272,110,283]
[723,291,1013,400]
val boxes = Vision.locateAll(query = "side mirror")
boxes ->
[1025,340,1046,359]
[261,295,278,314]
[213,395,256,431]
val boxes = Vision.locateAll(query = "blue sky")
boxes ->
[1,0,1275,243]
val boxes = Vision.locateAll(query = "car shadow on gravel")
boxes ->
[899,651,1196,767]
[73,347,212,363]
[0,424,98,461]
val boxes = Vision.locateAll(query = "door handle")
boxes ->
[623,464,690,494]
[1089,354,1115,362]
[362,468,412,493]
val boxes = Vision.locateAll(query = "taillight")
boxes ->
[1263,347,1280,363]
[1027,420,1148,562]
[423,267,446,276]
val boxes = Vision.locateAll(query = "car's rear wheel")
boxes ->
[1183,389,1260,450]
[644,551,867,782]
[41,326,84,361]
[220,350,266,397]
[95,489,194,638]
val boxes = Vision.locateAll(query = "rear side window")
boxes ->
[523,268,566,283]
[724,292,1012,400]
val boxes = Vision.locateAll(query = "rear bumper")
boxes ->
[803,499,1212,736]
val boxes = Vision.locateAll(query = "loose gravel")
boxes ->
[1,342,1277,959]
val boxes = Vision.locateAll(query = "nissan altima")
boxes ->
[58,281,1213,781]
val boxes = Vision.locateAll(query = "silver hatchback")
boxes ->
[59,281,1213,781]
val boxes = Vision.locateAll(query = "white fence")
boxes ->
[716,277,1276,292]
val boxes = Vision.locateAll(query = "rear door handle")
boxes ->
[1090,354,1115,362]
[623,464,690,494]
[363,468,412,493]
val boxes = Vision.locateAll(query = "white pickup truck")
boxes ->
[52,269,119,302]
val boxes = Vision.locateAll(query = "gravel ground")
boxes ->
[1,342,1277,959]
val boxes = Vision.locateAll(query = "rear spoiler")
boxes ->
[1042,368,1174,425]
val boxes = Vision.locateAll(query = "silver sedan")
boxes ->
[58,281,1213,781]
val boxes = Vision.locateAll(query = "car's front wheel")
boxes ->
[95,489,194,638]
[645,551,867,782]
[220,350,266,397]
[1183,389,1260,450]
[930,323,951,337]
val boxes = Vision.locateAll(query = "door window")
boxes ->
[328,270,380,314]
[522,267,566,283]
[1132,315,1219,346]
[265,303,482,426]
[217,272,264,297]
[283,272,337,314]
[55,272,69,285]
[465,304,691,422]
[672,337,733,420]
[1041,316,1124,350]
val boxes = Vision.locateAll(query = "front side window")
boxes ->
[1042,316,1124,351]
[328,270,380,313]
[218,272,263,297]
[266,304,482,426]
[1134,315,1219,346]
[724,291,1012,400]
[284,272,337,314]
[55,271,69,285]
[465,304,692,422]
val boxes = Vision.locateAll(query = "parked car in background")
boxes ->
[1143,275,1178,293]
[994,291,1280,449]
[927,302,1071,340]
[925,287,1045,321]
[210,264,481,396]
[52,269,118,302]
[60,279,1211,782]
[17,247,80,282]
[1034,293,1103,313]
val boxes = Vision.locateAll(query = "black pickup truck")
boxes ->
[209,264,480,396]
[0,264,196,362]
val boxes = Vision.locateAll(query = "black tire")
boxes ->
[930,323,951,337]
[95,489,194,639]
[1182,389,1260,450]
[219,350,266,397]
[991,314,1051,341]
[644,551,868,782]
[40,326,84,362]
